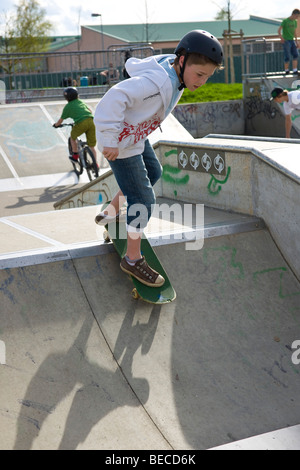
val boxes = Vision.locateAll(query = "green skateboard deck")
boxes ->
[104,222,176,304]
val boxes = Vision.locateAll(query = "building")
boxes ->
[47,16,286,83]
[49,16,284,56]
[0,16,294,91]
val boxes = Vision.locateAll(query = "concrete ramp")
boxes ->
[0,101,191,186]
[1,228,300,450]
[0,100,109,186]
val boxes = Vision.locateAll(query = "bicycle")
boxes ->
[54,123,99,181]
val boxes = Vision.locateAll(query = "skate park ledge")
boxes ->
[40,133,300,282]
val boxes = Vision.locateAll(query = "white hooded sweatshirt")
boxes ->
[94,54,183,159]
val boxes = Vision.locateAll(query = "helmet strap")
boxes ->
[178,54,188,90]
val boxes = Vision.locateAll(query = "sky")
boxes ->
[0,0,297,36]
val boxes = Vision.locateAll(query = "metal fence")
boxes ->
[0,37,291,102]
[0,44,154,93]
[242,37,286,78]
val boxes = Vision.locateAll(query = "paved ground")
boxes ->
[1,223,300,450]
[0,99,108,218]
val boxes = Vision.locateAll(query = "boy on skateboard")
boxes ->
[94,30,223,287]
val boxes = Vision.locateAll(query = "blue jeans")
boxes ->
[283,40,299,63]
[109,139,162,230]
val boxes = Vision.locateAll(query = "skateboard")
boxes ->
[103,221,176,304]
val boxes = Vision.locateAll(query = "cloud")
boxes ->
[0,0,289,38]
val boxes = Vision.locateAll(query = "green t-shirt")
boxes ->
[281,18,297,40]
[61,99,93,124]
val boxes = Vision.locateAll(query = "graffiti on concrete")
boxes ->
[4,89,47,104]
[207,166,231,196]
[203,245,300,304]
[162,149,189,185]
[173,101,243,137]
[162,164,190,186]
[173,104,198,134]
[253,267,300,299]
[1,119,62,163]
[0,105,67,165]
[245,96,279,121]
[203,245,245,284]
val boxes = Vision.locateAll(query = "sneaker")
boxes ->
[95,211,119,225]
[69,153,79,163]
[285,70,290,75]
[95,206,126,225]
[120,256,165,287]
[293,70,299,75]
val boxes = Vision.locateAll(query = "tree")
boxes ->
[13,0,53,53]
[214,0,239,24]
[0,0,53,82]
[215,8,228,21]
[214,1,237,83]
[0,12,15,54]
[1,0,53,54]
[0,12,16,81]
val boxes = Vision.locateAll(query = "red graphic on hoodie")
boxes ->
[119,115,161,144]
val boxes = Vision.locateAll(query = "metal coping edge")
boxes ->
[0,217,265,270]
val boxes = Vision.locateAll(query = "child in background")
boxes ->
[53,87,97,163]
[270,86,300,137]
[278,9,300,75]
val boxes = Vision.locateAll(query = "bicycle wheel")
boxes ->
[68,137,83,177]
[84,146,99,181]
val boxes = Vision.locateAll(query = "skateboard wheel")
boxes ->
[132,288,140,299]
[103,230,110,242]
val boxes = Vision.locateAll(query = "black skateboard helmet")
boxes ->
[270,87,284,100]
[64,87,78,101]
[175,30,223,89]
[175,30,223,64]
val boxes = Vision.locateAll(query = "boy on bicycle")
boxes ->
[53,87,97,164]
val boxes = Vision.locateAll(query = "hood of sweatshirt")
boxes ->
[125,54,177,112]
[94,54,180,159]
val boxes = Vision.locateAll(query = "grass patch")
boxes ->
[178,83,243,104]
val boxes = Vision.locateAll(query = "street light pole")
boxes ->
[91,13,105,67]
